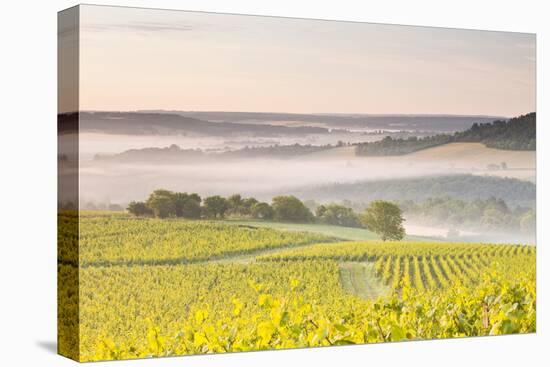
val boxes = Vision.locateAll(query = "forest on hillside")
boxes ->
[355,112,535,156]
[290,174,536,208]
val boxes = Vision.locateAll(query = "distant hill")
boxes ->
[288,174,535,208]
[454,112,535,150]
[78,111,329,136]
[141,110,502,133]
[355,112,535,156]
[95,143,337,162]
[94,144,206,163]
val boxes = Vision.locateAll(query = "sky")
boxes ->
[68,5,536,116]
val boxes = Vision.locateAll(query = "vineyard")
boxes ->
[61,211,333,266]
[58,212,536,362]
[258,241,535,292]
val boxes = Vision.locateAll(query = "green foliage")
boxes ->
[272,196,314,223]
[315,204,361,228]
[224,220,384,241]
[173,192,202,219]
[66,214,333,266]
[399,196,535,232]
[222,143,335,158]
[126,201,152,217]
[251,202,275,220]
[202,196,229,219]
[69,251,535,361]
[355,112,535,156]
[146,190,177,218]
[227,194,244,215]
[260,241,534,263]
[361,200,405,241]
[294,174,535,209]
[226,194,259,217]
[356,134,452,156]
[60,212,536,361]
[455,113,535,150]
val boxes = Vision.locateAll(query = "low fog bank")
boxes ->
[79,159,457,204]
[78,132,383,160]
[80,157,431,203]
[404,221,535,245]
[74,154,536,244]
[78,153,535,205]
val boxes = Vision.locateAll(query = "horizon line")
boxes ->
[72,109,523,119]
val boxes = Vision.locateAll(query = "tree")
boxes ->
[251,202,274,220]
[173,192,202,219]
[127,201,152,216]
[316,204,361,227]
[271,196,314,223]
[146,189,177,218]
[227,194,244,216]
[203,195,229,219]
[315,205,327,218]
[242,197,259,215]
[361,200,405,241]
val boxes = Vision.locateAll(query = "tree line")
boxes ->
[96,142,339,162]
[127,190,405,241]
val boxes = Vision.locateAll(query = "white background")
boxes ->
[0,0,547,365]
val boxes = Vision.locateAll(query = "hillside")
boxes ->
[355,112,535,156]
[78,111,329,136]
[408,142,535,171]
[454,112,535,150]
[147,111,502,133]
[289,174,535,208]
[95,143,338,162]
[299,142,535,182]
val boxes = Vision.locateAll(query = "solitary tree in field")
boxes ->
[361,200,405,241]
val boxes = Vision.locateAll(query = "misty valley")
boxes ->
[59,111,535,243]
[58,110,536,361]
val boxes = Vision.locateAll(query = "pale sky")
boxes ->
[74,5,535,116]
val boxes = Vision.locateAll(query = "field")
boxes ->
[223,220,437,242]
[59,212,536,361]
[301,142,535,182]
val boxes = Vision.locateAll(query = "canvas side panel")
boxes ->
[58,5,80,362]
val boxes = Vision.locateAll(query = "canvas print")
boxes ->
[58,4,536,362]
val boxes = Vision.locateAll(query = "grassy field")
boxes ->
[224,220,438,242]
